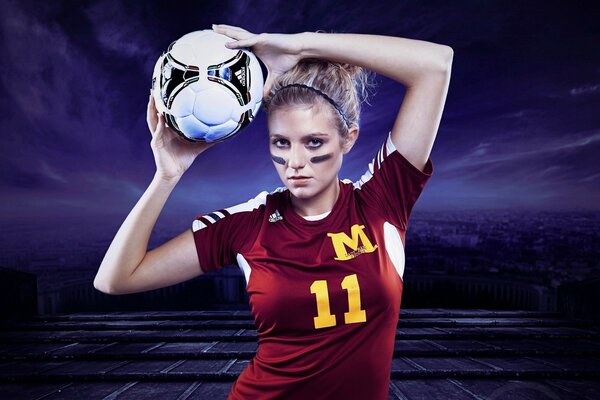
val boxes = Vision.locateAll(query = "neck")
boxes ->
[291,179,340,217]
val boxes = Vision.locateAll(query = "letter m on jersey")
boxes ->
[327,224,378,261]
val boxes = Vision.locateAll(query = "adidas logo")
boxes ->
[234,68,246,85]
[269,209,283,223]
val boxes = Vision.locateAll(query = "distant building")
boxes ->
[402,274,557,311]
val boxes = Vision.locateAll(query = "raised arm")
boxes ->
[93,95,214,295]
[215,25,453,172]
[300,32,452,172]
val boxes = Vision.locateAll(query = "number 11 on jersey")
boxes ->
[310,273,367,329]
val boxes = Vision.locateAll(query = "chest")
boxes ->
[242,219,403,336]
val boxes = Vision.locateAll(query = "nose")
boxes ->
[288,144,306,170]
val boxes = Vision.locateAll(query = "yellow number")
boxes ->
[310,280,337,329]
[342,274,367,324]
[310,274,367,329]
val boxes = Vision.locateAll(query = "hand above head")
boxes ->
[212,24,305,100]
[146,94,215,182]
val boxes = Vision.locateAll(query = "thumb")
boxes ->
[154,112,166,135]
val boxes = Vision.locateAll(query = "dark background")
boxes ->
[0,0,598,317]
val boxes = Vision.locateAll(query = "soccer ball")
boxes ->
[151,30,264,143]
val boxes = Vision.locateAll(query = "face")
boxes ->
[267,105,358,202]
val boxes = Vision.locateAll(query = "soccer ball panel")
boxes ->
[176,115,210,140]
[205,119,238,142]
[169,86,196,118]
[193,87,235,125]
[172,31,233,68]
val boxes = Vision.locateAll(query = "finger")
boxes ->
[213,24,251,33]
[214,29,250,42]
[148,96,157,123]
[147,95,158,132]
[156,112,165,128]
[213,25,254,41]
[153,112,167,137]
[225,36,259,49]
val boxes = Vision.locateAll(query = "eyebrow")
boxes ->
[269,132,330,138]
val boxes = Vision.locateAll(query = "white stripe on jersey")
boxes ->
[236,253,252,287]
[353,131,396,190]
[203,214,217,224]
[192,219,207,231]
[376,141,384,169]
[383,221,405,280]
[385,131,397,154]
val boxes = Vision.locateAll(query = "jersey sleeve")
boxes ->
[191,191,267,273]
[353,131,433,230]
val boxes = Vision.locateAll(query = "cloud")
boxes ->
[578,173,600,183]
[83,0,155,59]
[443,130,600,173]
[40,161,68,184]
[0,1,116,139]
[570,84,600,96]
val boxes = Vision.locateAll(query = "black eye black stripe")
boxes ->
[271,153,333,165]
[310,153,333,163]
[271,155,286,165]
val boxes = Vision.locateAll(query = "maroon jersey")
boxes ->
[192,133,433,399]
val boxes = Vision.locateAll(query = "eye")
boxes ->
[307,138,323,148]
[271,138,289,148]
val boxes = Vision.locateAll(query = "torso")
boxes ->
[229,181,405,400]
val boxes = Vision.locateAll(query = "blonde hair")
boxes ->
[264,57,376,137]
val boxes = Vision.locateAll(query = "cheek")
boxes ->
[270,145,287,165]
[309,153,334,163]
[271,155,286,165]
[313,152,342,174]
[271,160,287,177]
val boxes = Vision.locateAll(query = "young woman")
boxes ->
[94,24,452,400]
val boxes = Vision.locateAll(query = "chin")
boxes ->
[287,186,316,199]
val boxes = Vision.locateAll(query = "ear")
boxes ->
[341,126,359,154]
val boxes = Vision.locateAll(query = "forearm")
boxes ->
[93,173,181,293]
[300,32,453,87]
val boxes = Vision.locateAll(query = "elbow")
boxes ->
[421,45,453,79]
[93,275,120,295]
[93,276,111,294]
[440,45,454,71]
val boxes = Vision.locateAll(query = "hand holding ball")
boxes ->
[151,30,264,143]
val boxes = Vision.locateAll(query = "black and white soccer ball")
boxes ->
[151,30,264,143]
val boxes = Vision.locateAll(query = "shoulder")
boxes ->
[352,132,433,190]
[192,187,288,232]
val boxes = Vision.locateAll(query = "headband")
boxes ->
[270,83,350,128]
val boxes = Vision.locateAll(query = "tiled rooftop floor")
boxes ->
[1,309,599,399]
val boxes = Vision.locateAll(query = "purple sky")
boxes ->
[1,0,599,237]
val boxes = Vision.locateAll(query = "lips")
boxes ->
[288,176,311,184]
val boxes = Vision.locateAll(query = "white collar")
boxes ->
[302,210,332,221]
